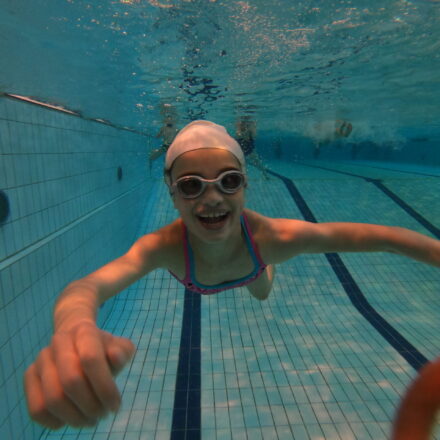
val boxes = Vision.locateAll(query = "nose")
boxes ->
[199,183,224,205]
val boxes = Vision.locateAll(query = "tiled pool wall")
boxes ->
[0,96,152,439]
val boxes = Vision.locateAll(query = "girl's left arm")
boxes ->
[269,219,440,267]
[391,356,440,440]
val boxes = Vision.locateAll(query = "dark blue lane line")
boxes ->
[171,289,201,440]
[336,162,440,178]
[298,162,365,179]
[269,169,429,371]
[296,162,440,239]
[299,161,440,178]
[168,166,432,438]
[370,180,440,239]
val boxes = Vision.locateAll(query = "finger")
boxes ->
[52,332,107,420]
[74,325,121,412]
[102,333,136,375]
[36,347,96,427]
[24,364,64,430]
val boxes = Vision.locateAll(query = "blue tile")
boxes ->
[9,158,440,439]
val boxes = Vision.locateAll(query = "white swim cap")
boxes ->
[164,120,245,173]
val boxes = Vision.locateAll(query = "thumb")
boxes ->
[102,332,136,376]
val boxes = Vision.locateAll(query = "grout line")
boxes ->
[296,162,440,238]
[370,180,439,239]
[268,169,429,372]
[336,161,440,178]
[0,186,141,271]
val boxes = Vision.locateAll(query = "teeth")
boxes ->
[199,212,227,218]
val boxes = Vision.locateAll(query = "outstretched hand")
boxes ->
[392,356,440,440]
[24,322,135,430]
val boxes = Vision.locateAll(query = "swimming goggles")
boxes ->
[171,170,246,199]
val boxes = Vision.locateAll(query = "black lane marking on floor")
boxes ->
[171,289,201,440]
[297,162,440,239]
[269,169,428,371]
[370,180,440,239]
[336,162,440,178]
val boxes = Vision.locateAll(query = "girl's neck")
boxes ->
[188,222,245,265]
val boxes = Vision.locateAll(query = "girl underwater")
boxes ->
[24,120,440,432]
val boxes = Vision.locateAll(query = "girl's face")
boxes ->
[170,149,246,243]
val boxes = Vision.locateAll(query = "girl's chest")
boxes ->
[195,251,255,285]
[168,244,256,286]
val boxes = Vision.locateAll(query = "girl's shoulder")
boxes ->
[244,210,281,264]
[243,209,271,231]
[136,218,184,270]
[243,209,280,246]
[244,209,308,264]
[244,209,308,238]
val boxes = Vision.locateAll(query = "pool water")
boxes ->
[36,158,439,440]
[2,1,440,139]
[1,1,440,439]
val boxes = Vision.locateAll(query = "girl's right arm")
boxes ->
[24,231,166,430]
[54,231,164,332]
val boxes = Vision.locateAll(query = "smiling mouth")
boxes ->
[197,212,230,225]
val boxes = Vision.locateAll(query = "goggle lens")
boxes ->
[178,178,203,197]
[221,172,243,192]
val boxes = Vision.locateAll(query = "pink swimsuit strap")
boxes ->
[169,212,267,294]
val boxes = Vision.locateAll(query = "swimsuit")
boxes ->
[169,213,267,294]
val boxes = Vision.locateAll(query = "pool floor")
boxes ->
[42,160,440,440]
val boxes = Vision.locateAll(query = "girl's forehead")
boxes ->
[172,149,242,177]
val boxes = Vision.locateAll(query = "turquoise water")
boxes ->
[2,1,440,140]
[1,94,439,440]
[36,157,439,440]
[1,1,440,439]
